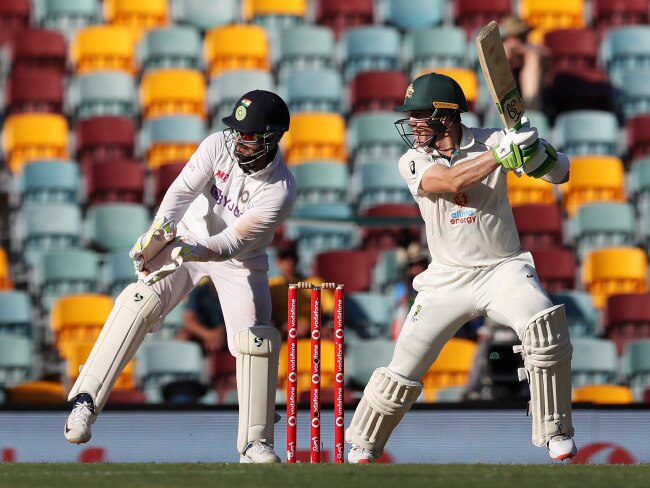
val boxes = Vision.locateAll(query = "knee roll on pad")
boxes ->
[345,367,422,455]
[68,283,163,413]
[234,326,281,454]
[514,304,574,447]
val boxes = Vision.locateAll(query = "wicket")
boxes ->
[286,282,345,463]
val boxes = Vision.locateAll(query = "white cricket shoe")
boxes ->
[64,396,96,444]
[348,445,378,464]
[240,441,281,464]
[548,435,577,461]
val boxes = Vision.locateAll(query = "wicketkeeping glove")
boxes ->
[138,236,203,285]
[129,215,177,272]
[492,117,540,170]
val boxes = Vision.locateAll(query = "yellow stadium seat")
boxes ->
[7,381,65,404]
[0,247,12,290]
[507,171,556,206]
[67,342,136,390]
[560,156,626,216]
[104,0,168,39]
[245,0,307,21]
[140,69,206,120]
[520,0,585,32]
[2,113,68,174]
[278,338,336,396]
[582,247,648,309]
[50,294,113,352]
[70,25,137,74]
[204,24,269,77]
[573,384,634,404]
[421,338,476,402]
[282,112,347,165]
[416,67,479,108]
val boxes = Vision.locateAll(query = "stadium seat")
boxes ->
[614,68,650,120]
[1,113,69,174]
[7,380,65,404]
[75,116,135,168]
[605,292,650,354]
[0,335,33,387]
[0,248,12,291]
[359,204,422,251]
[86,159,145,205]
[622,338,650,398]
[15,203,82,267]
[548,290,600,338]
[543,28,597,75]
[405,26,468,77]
[207,348,237,402]
[291,161,351,219]
[33,249,102,311]
[103,0,168,39]
[421,338,476,402]
[383,0,444,30]
[560,156,626,216]
[581,247,648,308]
[207,69,274,130]
[169,0,237,31]
[519,0,585,32]
[316,0,373,40]
[0,291,32,338]
[153,162,185,206]
[137,26,202,72]
[348,111,406,164]
[453,0,511,40]
[344,292,392,338]
[276,25,334,79]
[33,0,100,41]
[591,0,649,34]
[547,68,613,116]
[18,160,80,206]
[370,248,403,294]
[629,157,650,215]
[569,202,637,260]
[512,204,563,250]
[107,388,146,404]
[314,250,375,293]
[248,0,306,32]
[5,68,64,115]
[67,71,137,120]
[282,112,347,165]
[140,68,206,120]
[530,247,576,291]
[572,384,634,404]
[506,172,556,207]
[70,25,137,74]
[10,27,67,74]
[86,203,150,252]
[423,67,478,111]
[204,24,269,77]
[353,160,412,210]
[139,115,205,169]
[341,26,401,80]
[553,110,620,157]
[571,337,619,386]
[600,26,650,82]
[105,252,137,298]
[0,0,30,33]
[278,338,336,396]
[627,115,650,162]
[349,70,409,114]
[344,337,396,387]
[279,68,343,113]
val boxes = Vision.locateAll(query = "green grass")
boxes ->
[0,464,649,488]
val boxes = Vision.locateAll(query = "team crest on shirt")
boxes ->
[450,191,476,225]
[453,191,469,207]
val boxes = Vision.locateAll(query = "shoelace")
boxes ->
[70,402,94,427]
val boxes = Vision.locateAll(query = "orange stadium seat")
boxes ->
[506,172,556,207]
[2,113,69,174]
[67,342,136,389]
[560,156,626,216]
[418,67,478,111]
[277,338,336,396]
[282,112,347,165]
[7,380,65,404]
[104,0,168,39]
[573,384,634,404]
[245,0,306,24]
[422,338,477,402]
[140,69,206,120]
[0,247,12,290]
[582,247,648,309]
[49,294,113,354]
[204,25,269,77]
[520,0,585,33]
[70,25,137,74]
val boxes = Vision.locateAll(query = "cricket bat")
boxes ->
[475,20,525,130]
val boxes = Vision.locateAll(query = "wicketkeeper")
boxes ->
[64,90,296,464]
[345,73,575,463]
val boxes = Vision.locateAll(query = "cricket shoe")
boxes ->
[64,394,96,444]
[240,441,281,464]
[348,445,378,464]
[548,434,577,461]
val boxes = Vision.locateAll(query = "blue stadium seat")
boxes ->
[371,248,402,294]
[276,25,335,79]
[18,160,79,206]
[548,290,600,337]
[553,110,620,156]
[571,337,619,387]
[613,68,650,121]
[138,115,206,168]
[347,111,406,164]
[344,292,393,338]
[86,203,150,252]
[0,291,32,338]
[622,338,650,399]
[290,161,352,220]
[169,0,237,31]
[67,71,137,120]
[405,26,468,77]
[0,335,33,387]
[600,26,650,82]
[341,26,401,80]
[629,157,650,215]
[353,160,413,210]
[383,0,444,30]
[344,337,396,387]
[158,303,186,339]
[137,26,202,72]
[33,0,100,41]
[105,252,136,298]
[280,68,343,113]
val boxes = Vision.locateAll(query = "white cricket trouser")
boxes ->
[389,251,553,381]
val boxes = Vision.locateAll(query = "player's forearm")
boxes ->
[420,151,499,194]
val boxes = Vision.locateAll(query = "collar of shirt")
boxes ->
[425,124,474,161]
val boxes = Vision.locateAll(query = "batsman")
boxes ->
[345,72,575,463]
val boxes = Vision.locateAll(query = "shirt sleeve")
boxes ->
[397,151,434,197]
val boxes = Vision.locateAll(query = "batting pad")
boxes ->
[234,326,281,454]
[515,304,574,447]
[345,367,422,455]
[68,283,162,413]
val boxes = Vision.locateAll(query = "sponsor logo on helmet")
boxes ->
[405,83,414,99]
[433,101,459,110]
[235,105,247,121]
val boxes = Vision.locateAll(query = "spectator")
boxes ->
[176,278,227,354]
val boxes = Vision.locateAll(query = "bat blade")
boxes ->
[476,20,525,129]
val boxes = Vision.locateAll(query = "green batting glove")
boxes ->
[493,139,540,169]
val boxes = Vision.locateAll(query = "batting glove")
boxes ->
[129,215,177,272]
[521,139,559,178]
[138,236,204,285]
[493,118,540,170]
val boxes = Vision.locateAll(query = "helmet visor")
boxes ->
[224,128,283,174]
